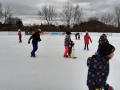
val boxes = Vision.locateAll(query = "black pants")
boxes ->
[78,35,80,39]
[75,34,77,39]
[69,46,72,56]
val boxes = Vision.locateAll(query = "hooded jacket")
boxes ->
[64,35,71,46]
[28,31,41,44]
[84,33,92,44]
[98,35,109,44]
[87,55,110,90]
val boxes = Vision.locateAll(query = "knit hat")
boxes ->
[18,29,21,31]
[66,32,71,35]
[99,42,115,56]
[36,29,41,32]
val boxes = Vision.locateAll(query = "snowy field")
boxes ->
[0,32,120,90]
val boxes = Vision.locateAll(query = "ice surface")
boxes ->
[0,33,119,90]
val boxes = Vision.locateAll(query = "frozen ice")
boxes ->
[0,32,119,90]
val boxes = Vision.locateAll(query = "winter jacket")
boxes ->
[75,33,79,36]
[84,34,92,44]
[18,31,22,37]
[64,35,71,46]
[87,54,110,90]
[98,35,109,44]
[69,40,74,47]
[28,31,41,44]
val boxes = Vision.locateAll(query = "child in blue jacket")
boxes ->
[87,42,115,90]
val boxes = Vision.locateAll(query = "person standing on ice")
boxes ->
[63,32,71,57]
[84,31,92,50]
[75,32,80,40]
[87,42,115,90]
[98,34,109,44]
[18,29,22,43]
[95,34,109,55]
[28,29,41,57]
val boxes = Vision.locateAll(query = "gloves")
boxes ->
[28,40,30,44]
[109,86,114,90]
[38,39,41,42]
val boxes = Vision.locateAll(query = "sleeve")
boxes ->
[98,38,101,43]
[84,35,85,41]
[89,36,92,43]
[38,35,41,41]
[95,62,109,89]
[28,34,34,41]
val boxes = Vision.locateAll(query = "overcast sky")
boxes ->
[0,0,120,25]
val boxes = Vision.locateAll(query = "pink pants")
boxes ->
[64,46,69,56]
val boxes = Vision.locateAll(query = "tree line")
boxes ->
[0,2,120,32]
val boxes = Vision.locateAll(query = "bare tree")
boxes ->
[60,2,75,26]
[6,17,22,25]
[114,6,120,28]
[3,5,12,24]
[0,2,3,19]
[72,5,83,25]
[37,4,57,25]
[101,14,114,25]
[88,16,99,21]
[111,17,118,27]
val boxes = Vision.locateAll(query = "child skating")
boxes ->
[87,42,115,90]
[18,29,22,43]
[84,31,92,50]
[28,29,41,57]
[63,32,71,57]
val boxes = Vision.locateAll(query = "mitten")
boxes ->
[28,40,30,44]
[109,86,114,90]
[38,39,41,42]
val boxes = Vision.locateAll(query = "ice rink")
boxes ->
[0,32,120,90]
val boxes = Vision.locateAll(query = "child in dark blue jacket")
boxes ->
[28,29,41,57]
[87,42,115,90]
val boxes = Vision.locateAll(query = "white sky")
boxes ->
[0,0,120,25]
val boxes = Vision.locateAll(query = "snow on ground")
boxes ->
[0,33,120,90]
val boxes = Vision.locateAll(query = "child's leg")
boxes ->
[75,34,77,39]
[89,87,102,90]
[68,46,72,56]
[95,88,102,90]
[87,44,89,50]
[64,46,69,56]
[84,44,86,50]
[78,35,80,39]
[31,43,38,57]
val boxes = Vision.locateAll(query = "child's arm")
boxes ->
[89,36,92,43]
[28,34,34,44]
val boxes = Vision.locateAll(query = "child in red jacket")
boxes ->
[84,31,92,50]
[18,29,22,43]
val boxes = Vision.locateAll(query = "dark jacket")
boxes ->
[69,40,74,47]
[98,35,109,44]
[87,55,110,90]
[64,35,71,46]
[28,31,41,44]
